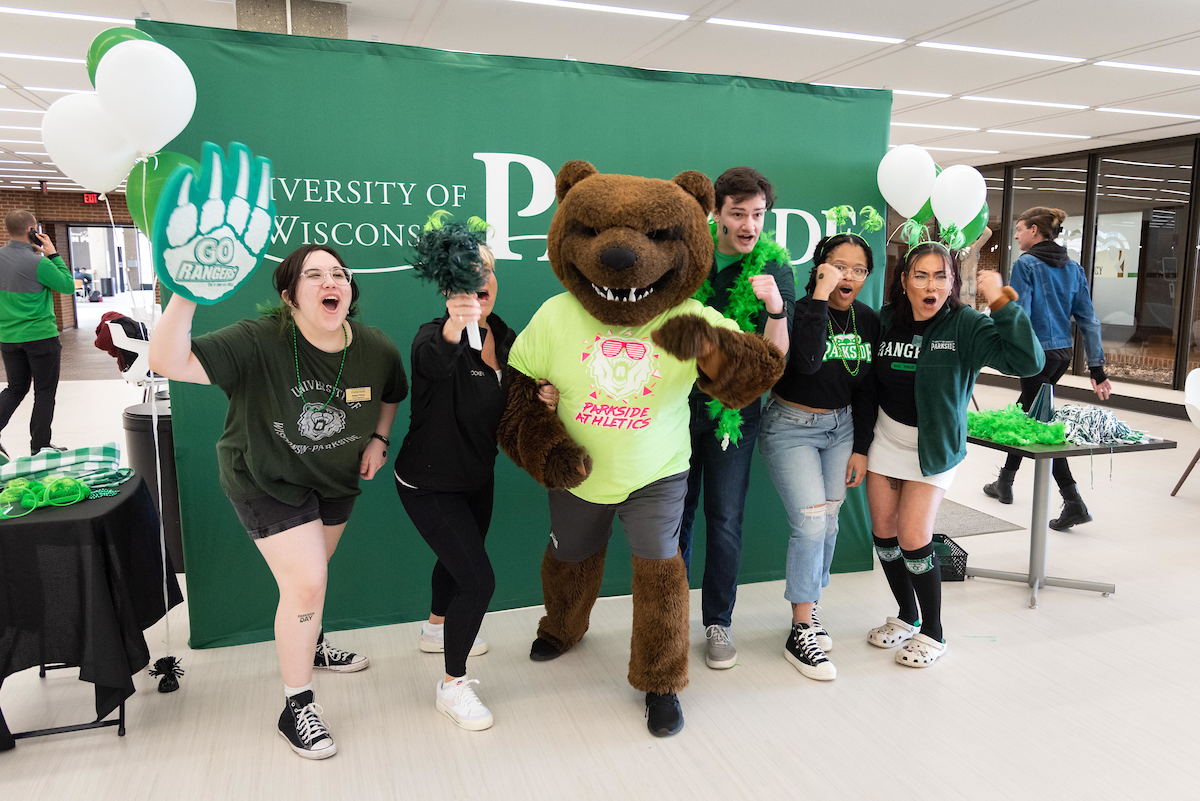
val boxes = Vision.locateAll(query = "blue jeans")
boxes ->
[757,398,854,604]
[679,395,761,628]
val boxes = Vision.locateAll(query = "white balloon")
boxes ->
[931,165,988,232]
[95,39,196,156]
[877,145,937,218]
[42,94,137,192]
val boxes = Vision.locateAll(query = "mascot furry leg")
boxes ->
[533,544,608,656]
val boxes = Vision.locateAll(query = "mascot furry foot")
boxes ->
[531,544,608,660]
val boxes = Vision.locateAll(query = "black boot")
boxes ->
[1049,483,1092,530]
[983,468,1017,504]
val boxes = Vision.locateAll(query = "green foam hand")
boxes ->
[152,141,275,305]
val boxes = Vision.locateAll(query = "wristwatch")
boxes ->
[766,308,787,319]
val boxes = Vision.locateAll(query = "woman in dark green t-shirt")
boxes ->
[149,244,408,760]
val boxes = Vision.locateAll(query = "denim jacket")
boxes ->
[1007,251,1105,367]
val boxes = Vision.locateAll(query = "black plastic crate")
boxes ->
[933,533,968,582]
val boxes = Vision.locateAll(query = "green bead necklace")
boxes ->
[827,304,861,377]
[293,321,348,412]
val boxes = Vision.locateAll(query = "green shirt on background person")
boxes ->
[0,241,73,343]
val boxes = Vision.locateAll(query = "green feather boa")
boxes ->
[694,221,791,448]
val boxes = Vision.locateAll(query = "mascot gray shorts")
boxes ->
[547,471,688,562]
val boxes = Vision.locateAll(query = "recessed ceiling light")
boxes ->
[0,124,39,131]
[0,107,45,114]
[891,121,979,131]
[892,89,952,98]
[987,129,1090,139]
[1104,186,1159,191]
[0,167,55,172]
[1035,187,1085,192]
[813,82,873,90]
[708,17,904,44]
[1095,60,1200,77]
[912,146,999,154]
[1097,107,1200,120]
[1030,177,1087,183]
[961,95,1088,110]
[1102,158,1178,168]
[1168,179,1192,184]
[0,52,87,65]
[1020,166,1087,173]
[0,138,39,143]
[1158,188,1190,195]
[1106,174,1164,181]
[1104,194,1154,201]
[0,6,134,24]
[916,41,1084,63]
[23,87,94,94]
[507,0,687,20]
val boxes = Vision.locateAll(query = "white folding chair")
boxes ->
[107,321,168,402]
[1170,368,1200,496]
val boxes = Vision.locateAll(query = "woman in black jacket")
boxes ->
[395,245,555,731]
[758,234,880,683]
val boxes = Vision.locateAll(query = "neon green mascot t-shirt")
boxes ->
[508,292,739,504]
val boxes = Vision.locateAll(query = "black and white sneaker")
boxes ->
[785,623,836,681]
[810,607,833,653]
[277,690,336,759]
[314,632,369,673]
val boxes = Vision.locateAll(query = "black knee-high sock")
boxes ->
[874,535,918,625]
[902,543,942,641]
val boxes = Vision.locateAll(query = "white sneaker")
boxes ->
[420,622,488,656]
[436,677,494,731]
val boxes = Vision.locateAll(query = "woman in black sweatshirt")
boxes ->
[394,245,555,732]
[758,234,880,683]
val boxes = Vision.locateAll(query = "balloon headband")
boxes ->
[409,210,492,295]
[822,205,884,240]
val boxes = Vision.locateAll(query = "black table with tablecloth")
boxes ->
[0,474,183,750]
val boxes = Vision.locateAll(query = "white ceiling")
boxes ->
[5,0,1200,193]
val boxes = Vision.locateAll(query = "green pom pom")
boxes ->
[410,212,490,295]
[968,404,1066,446]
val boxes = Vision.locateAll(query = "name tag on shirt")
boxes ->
[345,386,371,402]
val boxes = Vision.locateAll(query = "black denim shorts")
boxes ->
[227,491,357,540]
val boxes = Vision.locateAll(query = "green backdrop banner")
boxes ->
[138,21,891,649]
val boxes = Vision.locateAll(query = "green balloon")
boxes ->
[126,152,200,236]
[87,27,155,86]
[961,202,990,246]
[914,164,943,224]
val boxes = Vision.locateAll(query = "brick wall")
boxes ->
[1,189,135,331]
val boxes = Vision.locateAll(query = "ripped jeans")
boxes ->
[757,398,855,604]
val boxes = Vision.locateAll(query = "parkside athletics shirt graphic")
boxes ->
[508,293,738,504]
[577,333,661,430]
[825,332,872,364]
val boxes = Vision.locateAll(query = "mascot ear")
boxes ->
[556,161,599,203]
[672,170,715,216]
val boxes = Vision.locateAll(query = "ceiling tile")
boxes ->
[819,46,1057,95]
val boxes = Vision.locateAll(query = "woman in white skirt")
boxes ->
[866,242,1043,667]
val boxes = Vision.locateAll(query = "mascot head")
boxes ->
[547,161,715,327]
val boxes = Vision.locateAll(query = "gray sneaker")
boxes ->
[810,607,833,653]
[704,624,737,669]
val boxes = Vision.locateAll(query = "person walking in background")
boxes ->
[982,207,1111,530]
[0,210,74,458]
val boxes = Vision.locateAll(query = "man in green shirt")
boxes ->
[0,210,74,456]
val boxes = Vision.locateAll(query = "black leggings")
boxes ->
[396,477,495,678]
[1004,347,1075,487]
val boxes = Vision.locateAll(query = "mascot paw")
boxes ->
[545,442,593,490]
[651,315,714,361]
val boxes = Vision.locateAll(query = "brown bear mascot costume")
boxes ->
[499,161,785,736]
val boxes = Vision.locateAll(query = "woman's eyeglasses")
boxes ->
[301,268,352,285]
[829,263,869,282]
[908,272,950,289]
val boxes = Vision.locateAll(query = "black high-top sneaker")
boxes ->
[784,622,837,681]
[314,630,369,673]
[277,690,336,759]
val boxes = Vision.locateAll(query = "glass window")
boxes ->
[964,166,1005,310]
[1094,145,1192,386]
[1008,157,1089,272]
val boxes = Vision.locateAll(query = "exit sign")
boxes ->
[83,193,99,204]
